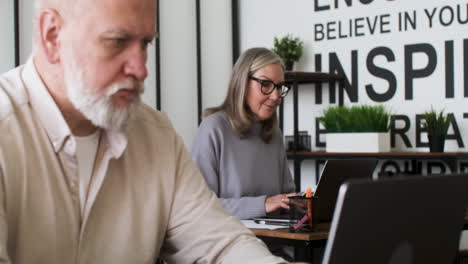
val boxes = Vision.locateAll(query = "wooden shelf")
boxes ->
[286,151,468,176]
[285,71,344,84]
[282,72,346,191]
[287,151,468,159]
[283,72,468,188]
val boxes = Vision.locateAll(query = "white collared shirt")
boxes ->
[75,130,101,216]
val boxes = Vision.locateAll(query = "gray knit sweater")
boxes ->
[191,111,295,219]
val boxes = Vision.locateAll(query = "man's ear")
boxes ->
[38,8,63,64]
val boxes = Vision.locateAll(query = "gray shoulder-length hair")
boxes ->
[204,47,285,143]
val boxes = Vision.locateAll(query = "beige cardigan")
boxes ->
[0,60,286,264]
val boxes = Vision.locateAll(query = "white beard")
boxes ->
[63,56,144,131]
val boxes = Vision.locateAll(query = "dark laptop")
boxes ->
[253,159,378,224]
[313,159,378,223]
[323,174,468,264]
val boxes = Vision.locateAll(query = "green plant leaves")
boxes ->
[272,34,304,63]
[422,107,450,136]
[320,105,390,133]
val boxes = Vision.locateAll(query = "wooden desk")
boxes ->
[251,218,468,262]
[251,227,329,241]
[250,224,330,262]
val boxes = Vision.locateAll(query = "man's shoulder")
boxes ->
[134,104,174,130]
[0,66,27,123]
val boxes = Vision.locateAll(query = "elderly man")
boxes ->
[0,0,287,263]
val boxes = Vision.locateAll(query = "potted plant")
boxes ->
[320,105,391,152]
[272,34,304,71]
[422,107,450,152]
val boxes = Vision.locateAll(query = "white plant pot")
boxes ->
[326,132,390,153]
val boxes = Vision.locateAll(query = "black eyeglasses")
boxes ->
[249,76,290,97]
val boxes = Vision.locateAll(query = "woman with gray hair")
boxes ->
[191,47,296,220]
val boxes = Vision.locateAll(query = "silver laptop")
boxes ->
[253,159,378,225]
[323,174,468,264]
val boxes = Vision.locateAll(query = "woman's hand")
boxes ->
[265,192,297,213]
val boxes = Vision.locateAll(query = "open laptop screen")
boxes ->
[313,159,378,223]
[252,159,377,225]
[323,174,468,264]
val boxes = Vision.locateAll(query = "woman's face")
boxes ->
[246,63,284,121]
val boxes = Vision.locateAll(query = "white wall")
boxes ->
[200,0,233,111]
[18,0,33,63]
[0,0,15,73]
[159,0,233,148]
[159,0,198,148]
[159,0,232,148]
